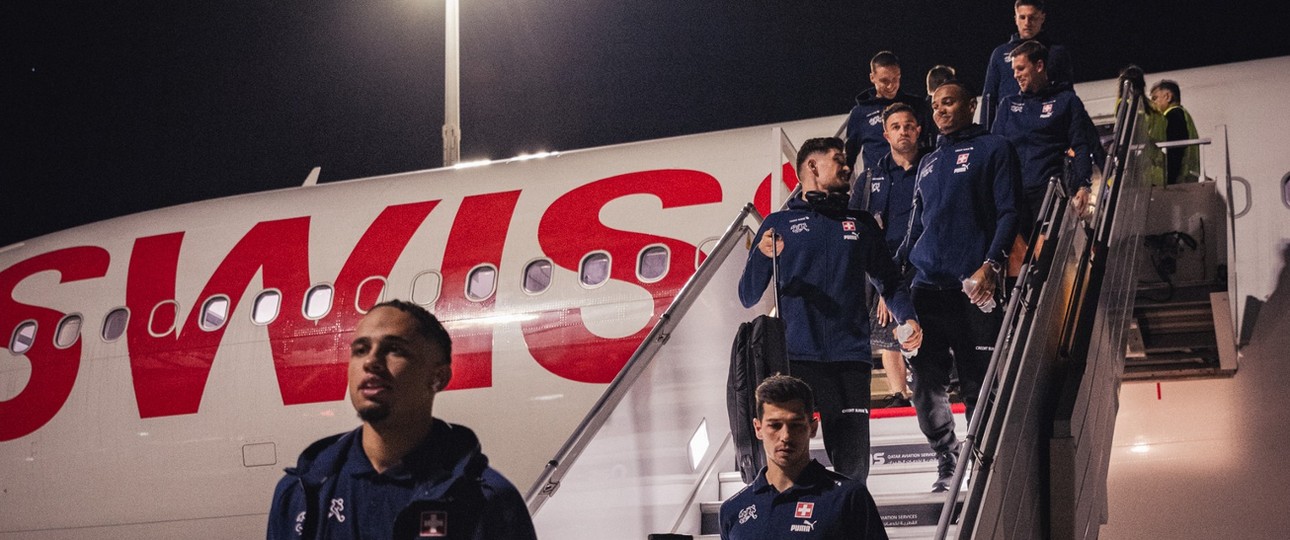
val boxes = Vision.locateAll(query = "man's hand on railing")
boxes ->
[1072,186,1093,219]
[758,228,784,258]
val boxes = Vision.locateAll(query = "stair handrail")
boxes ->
[934,76,1146,539]
[524,201,765,513]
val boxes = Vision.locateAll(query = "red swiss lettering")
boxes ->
[434,191,522,391]
[125,201,437,418]
[522,170,722,383]
[753,162,800,218]
[0,246,110,441]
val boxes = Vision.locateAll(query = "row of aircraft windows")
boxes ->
[7,246,678,355]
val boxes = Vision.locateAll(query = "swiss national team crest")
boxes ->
[842,220,856,232]
[956,153,969,165]
[420,511,447,537]
[1041,102,1055,118]
[795,502,815,519]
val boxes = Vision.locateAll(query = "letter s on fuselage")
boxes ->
[0,169,723,442]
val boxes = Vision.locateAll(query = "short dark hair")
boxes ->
[1010,40,1049,66]
[370,299,453,363]
[934,79,977,100]
[1015,0,1046,11]
[1150,79,1182,103]
[882,102,916,124]
[795,137,844,174]
[926,65,956,93]
[755,375,816,419]
[870,50,900,72]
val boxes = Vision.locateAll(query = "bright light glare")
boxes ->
[513,151,558,161]
[453,159,492,169]
[688,418,710,471]
[1130,443,1151,454]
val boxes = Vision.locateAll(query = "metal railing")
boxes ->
[934,77,1151,539]
[524,201,764,514]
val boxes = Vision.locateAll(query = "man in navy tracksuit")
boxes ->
[850,103,927,408]
[981,0,1074,130]
[898,81,1021,492]
[993,39,1099,236]
[267,301,536,540]
[739,137,922,483]
[720,375,888,539]
[844,51,935,172]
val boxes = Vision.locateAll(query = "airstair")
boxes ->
[523,77,1218,538]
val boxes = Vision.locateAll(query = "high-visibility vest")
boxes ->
[1163,104,1202,183]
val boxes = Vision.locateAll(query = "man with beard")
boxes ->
[850,103,928,409]
[739,137,922,483]
[268,300,536,539]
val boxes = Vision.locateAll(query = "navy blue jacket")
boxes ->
[982,31,1074,129]
[719,460,888,539]
[739,195,915,363]
[844,88,935,171]
[849,151,924,257]
[899,125,1022,289]
[992,82,1099,197]
[267,420,536,540]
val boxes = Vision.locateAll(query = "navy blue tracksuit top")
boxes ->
[849,151,923,257]
[844,89,935,171]
[992,82,1100,198]
[898,125,1022,289]
[738,196,915,363]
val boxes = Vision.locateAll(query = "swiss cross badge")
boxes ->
[795,501,815,519]
[420,511,447,537]
[1042,102,1054,115]
[842,220,856,231]
[956,153,970,165]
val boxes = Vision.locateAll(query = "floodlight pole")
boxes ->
[442,0,461,167]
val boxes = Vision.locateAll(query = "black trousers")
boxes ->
[789,360,872,483]
[908,286,1004,454]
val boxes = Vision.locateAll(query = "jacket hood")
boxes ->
[939,124,991,145]
[287,419,489,498]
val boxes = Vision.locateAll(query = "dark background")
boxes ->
[6,2,1288,247]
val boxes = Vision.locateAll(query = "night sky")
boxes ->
[6,2,1289,248]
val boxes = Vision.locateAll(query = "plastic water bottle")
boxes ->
[961,277,997,313]
[896,323,919,358]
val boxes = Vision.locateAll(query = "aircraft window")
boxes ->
[252,290,282,325]
[149,301,178,337]
[465,265,497,301]
[9,321,37,354]
[55,315,83,349]
[523,259,553,294]
[412,271,442,306]
[1282,172,1289,208]
[304,284,333,320]
[355,277,386,314]
[637,245,670,282]
[580,252,611,288]
[199,296,230,331]
[102,308,129,342]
